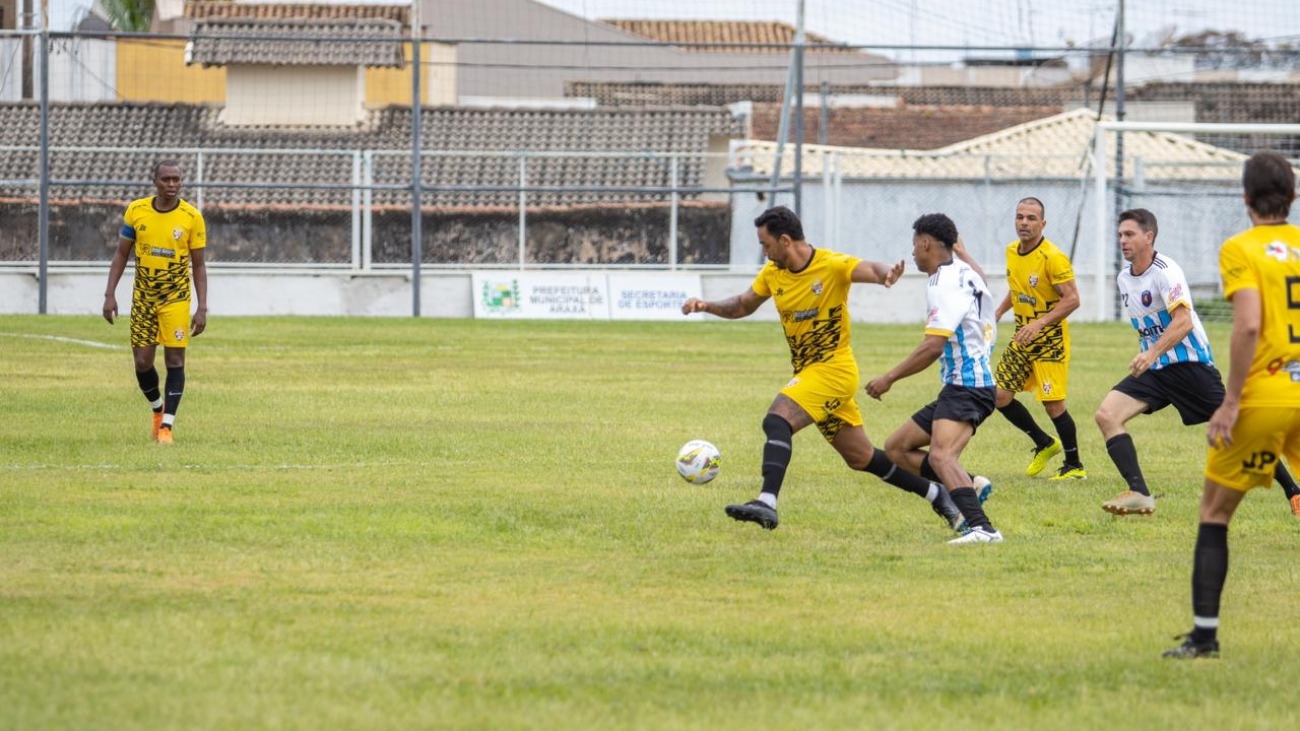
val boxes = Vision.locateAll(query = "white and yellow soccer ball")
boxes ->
[676,440,721,484]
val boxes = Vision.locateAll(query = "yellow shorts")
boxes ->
[130,299,192,349]
[994,340,1069,402]
[1204,406,1300,492]
[781,358,863,443]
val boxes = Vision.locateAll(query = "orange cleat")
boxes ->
[152,412,163,441]
[1290,494,1300,519]
[157,426,173,445]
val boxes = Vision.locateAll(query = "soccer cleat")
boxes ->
[157,426,174,445]
[1026,438,1062,477]
[1162,634,1220,660]
[725,500,778,530]
[1102,490,1155,516]
[151,411,163,441]
[954,476,995,533]
[948,526,1004,544]
[1290,494,1300,519]
[1049,464,1087,481]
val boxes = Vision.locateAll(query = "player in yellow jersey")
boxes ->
[992,197,1086,480]
[681,206,978,534]
[1164,152,1300,660]
[102,160,208,444]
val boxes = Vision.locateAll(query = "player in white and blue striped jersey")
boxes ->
[1094,208,1300,516]
[866,213,1003,544]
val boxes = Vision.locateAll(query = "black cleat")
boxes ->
[725,500,779,530]
[1162,633,1220,660]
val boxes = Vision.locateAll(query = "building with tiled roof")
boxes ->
[599,20,856,54]
[0,102,742,208]
[747,104,1065,151]
[736,108,1247,180]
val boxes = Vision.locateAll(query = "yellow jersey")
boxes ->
[1005,236,1074,361]
[1219,222,1300,406]
[121,197,206,306]
[751,248,859,374]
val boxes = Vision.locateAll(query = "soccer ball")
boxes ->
[676,440,721,484]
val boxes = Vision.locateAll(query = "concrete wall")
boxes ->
[0,267,1106,325]
[224,65,362,126]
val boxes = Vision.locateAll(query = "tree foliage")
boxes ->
[98,0,156,33]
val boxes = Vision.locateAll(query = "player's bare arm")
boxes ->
[681,288,767,319]
[103,237,133,325]
[994,289,1012,322]
[191,247,209,336]
[1208,288,1261,448]
[850,259,906,287]
[953,236,988,283]
[1129,303,1195,377]
[865,334,947,399]
[1014,279,1080,345]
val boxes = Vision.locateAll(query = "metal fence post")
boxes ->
[518,153,527,269]
[351,151,362,270]
[362,151,374,271]
[195,150,205,213]
[669,155,679,270]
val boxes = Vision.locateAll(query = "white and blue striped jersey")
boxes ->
[925,260,998,387]
[1117,252,1214,369]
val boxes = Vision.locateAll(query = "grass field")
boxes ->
[1,314,1297,731]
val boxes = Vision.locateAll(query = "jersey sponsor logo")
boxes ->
[150,246,176,258]
[786,376,800,388]
[1242,450,1278,473]
[1169,282,1182,301]
[1267,241,1289,261]
[1140,290,1153,307]
[1016,292,1038,306]
[1265,358,1300,381]
[1136,323,1164,339]
[138,224,147,232]
[788,307,819,323]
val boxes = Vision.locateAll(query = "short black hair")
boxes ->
[912,213,958,249]
[1118,208,1158,241]
[754,205,804,242]
[1243,151,1295,219]
[1018,196,1046,217]
[152,159,182,179]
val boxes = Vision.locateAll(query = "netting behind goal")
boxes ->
[1090,121,1300,323]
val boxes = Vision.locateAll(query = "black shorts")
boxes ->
[1112,362,1226,426]
[911,384,998,434]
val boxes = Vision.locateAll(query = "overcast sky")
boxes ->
[50,1,1300,58]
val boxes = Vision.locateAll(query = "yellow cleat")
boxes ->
[157,426,174,445]
[1049,464,1087,481]
[1025,438,1061,477]
[152,412,163,442]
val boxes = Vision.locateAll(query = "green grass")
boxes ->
[1,315,1297,731]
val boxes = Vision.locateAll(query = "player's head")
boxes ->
[1242,151,1296,221]
[911,212,958,274]
[754,206,805,269]
[1117,208,1158,264]
[151,159,183,201]
[1014,197,1046,246]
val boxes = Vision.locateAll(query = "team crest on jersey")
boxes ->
[174,328,185,342]
[1140,290,1153,307]
[1028,274,1039,287]
[173,228,183,241]
[1042,382,1053,395]
[811,279,823,296]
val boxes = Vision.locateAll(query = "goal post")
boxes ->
[1091,121,1300,322]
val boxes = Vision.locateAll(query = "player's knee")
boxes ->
[995,389,1014,408]
[762,413,793,442]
